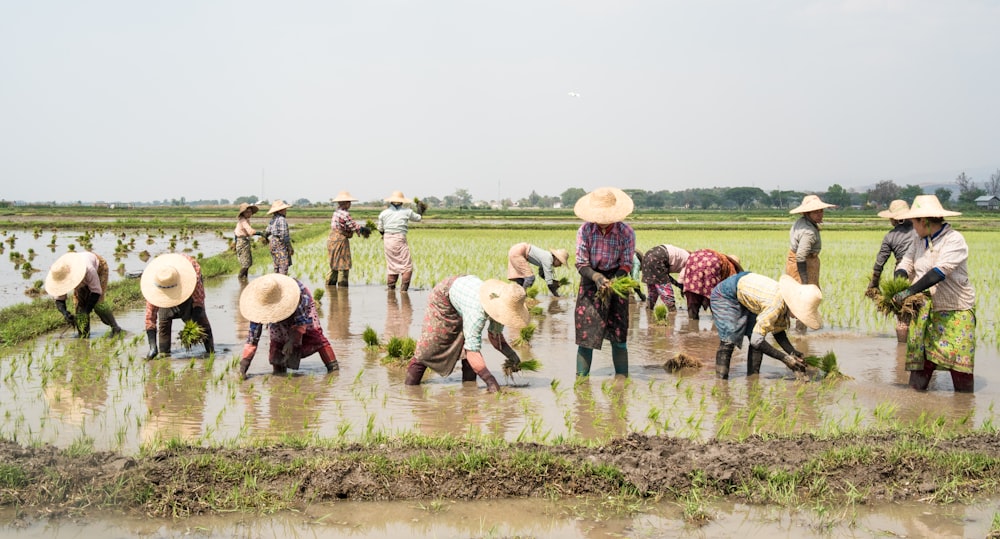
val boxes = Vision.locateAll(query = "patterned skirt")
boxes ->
[683,249,736,299]
[710,272,753,347]
[905,300,976,374]
[270,242,292,274]
[574,270,629,349]
[413,276,465,376]
[235,236,253,269]
[327,229,353,271]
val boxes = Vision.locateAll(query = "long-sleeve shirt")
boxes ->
[736,273,791,337]
[641,244,690,285]
[898,224,975,312]
[265,214,291,250]
[234,216,255,238]
[246,280,319,345]
[144,254,206,330]
[447,275,503,352]
[575,222,635,274]
[331,208,363,234]
[377,205,421,235]
[55,251,103,301]
[524,244,558,285]
[789,216,822,261]
[873,221,916,273]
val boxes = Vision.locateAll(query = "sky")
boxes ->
[2,1,998,204]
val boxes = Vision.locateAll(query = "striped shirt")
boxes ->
[265,214,291,249]
[736,273,790,337]
[448,275,503,352]
[575,222,635,274]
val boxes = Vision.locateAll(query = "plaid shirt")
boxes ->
[448,275,503,352]
[265,214,291,250]
[144,254,206,330]
[575,222,635,274]
[331,208,363,233]
[246,279,317,344]
[736,273,790,337]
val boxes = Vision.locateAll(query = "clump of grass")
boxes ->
[597,275,642,303]
[503,357,541,377]
[803,350,853,381]
[362,326,380,348]
[312,287,325,302]
[529,305,543,316]
[663,353,701,372]
[413,197,428,215]
[383,336,417,365]
[179,320,206,350]
[653,304,668,323]
[511,323,536,346]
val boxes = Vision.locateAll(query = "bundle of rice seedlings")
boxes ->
[511,323,536,346]
[362,326,380,348]
[360,219,377,239]
[525,284,540,299]
[529,305,544,316]
[312,287,325,302]
[179,320,206,350]
[384,336,417,361]
[868,276,926,323]
[596,275,642,303]
[653,304,668,323]
[503,357,541,377]
[663,353,702,372]
[803,351,853,381]
[413,197,428,215]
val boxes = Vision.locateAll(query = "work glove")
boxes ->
[635,288,647,302]
[779,353,807,373]
[253,231,263,236]
[867,271,881,292]
[55,299,76,326]
[773,331,802,357]
[893,269,909,280]
[548,282,561,297]
[892,269,945,308]
[891,289,911,309]
[593,273,609,289]
[359,226,371,238]
[79,290,101,314]
[145,329,158,360]
[796,260,809,284]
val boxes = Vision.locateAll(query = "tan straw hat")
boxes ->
[789,195,835,214]
[332,191,358,203]
[550,248,569,266]
[237,202,259,217]
[573,187,634,225]
[140,253,198,308]
[778,274,823,330]
[877,199,910,219]
[239,274,302,323]
[479,279,530,330]
[384,190,412,204]
[266,199,292,214]
[44,252,87,297]
[896,194,961,219]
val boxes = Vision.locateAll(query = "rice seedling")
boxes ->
[179,320,206,350]
[663,353,702,373]
[511,323,536,347]
[867,276,925,320]
[383,336,417,365]
[803,351,853,381]
[312,287,324,302]
[362,326,380,348]
[596,275,641,303]
[653,304,668,323]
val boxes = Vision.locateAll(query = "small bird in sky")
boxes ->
[567,91,580,98]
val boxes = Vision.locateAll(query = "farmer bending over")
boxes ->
[507,242,569,296]
[44,251,123,338]
[141,253,214,359]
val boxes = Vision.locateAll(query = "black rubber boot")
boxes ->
[461,359,477,382]
[611,344,629,377]
[338,270,349,287]
[404,359,426,385]
[747,347,764,376]
[715,342,735,379]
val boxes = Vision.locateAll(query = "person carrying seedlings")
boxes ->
[506,242,569,296]
[404,276,529,392]
[785,194,835,287]
[326,191,370,287]
[710,272,820,379]
[377,190,422,291]
[238,273,340,379]
[262,199,293,275]
[44,251,124,338]
[234,202,261,280]
[141,253,214,359]
[892,195,976,392]
[681,249,742,319]
[867,199,917,342]
[640,244,689,312]
[572,187,635,378]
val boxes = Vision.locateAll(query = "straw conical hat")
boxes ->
[237,202,259,217]
[332,191,358,203]
[239,274,302,323]
[789,195,835,214]
[896,194,961,219]
[267,199,292,214]
[384,190,412,204]
[574,187,634,225]
[479,279,530,330]
[550,248,569,266]
[877,199,910,219]
[140,253,198,308]
[778,274,823,330]
[44,252,87,297]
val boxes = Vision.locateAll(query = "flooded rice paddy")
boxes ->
[1,227,999,538]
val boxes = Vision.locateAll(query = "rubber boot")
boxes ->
[319,344,340,372]
[747,347,764,376]
[461,358,477,382]
[239,358,252,380]
[404,358,426,385]
[611,343,629,377]
[338,270,349,287]
[95,305,123,337]
[326,270,337,286]
[400,271,412,292]
[145,329,159,360]
[387,274,399,291]
[576,346,594,377]
[272,364,287,375]
[715,342,735,379]
[157,318,172,356]
[238,267,249,280]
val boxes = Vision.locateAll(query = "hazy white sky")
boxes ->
[2,1,998,204]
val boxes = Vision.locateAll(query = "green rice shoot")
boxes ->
[653,304,668,323]
[362,326,380,348]
[597,275,642,303]
[503,357,541,378]
[529,305,544,316]
[803,350,853,381]
[511,323,536,346]
[384,336,417,363]
[868,276,925,323]
[312,287,325,302]
[179,320,206,350]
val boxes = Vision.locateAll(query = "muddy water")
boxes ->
[2,235,1000,537]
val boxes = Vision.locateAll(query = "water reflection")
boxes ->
[325,287,352,341]
[383,290,413,339]
[572,380,629,440]
[241,376,334,439]
[141,361,207,446]
[43,341,109,427]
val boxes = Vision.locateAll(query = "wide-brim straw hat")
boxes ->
[778,274,823,330]
[332,191,358,203]
[239,274,302,323]
[267,199,292,214]
[140,253,198,308]
[384,190,412,204]
[789,195,835,214]
[479,279,530,330]
[237,202,259,217]
[896,194,961,219]
[574,187,634,225]
[44,252,87,297]
[877,199,910,219]
[550,248,569,266]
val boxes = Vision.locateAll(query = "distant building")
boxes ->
[974,195,1000,210]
